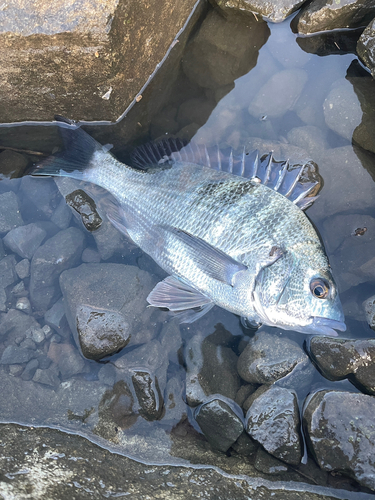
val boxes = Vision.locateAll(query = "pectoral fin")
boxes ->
[147,276,213,323]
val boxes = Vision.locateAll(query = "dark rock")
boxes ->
[231,431,258,457]
[248,69,307,119]
[194,398,244,453]
[21,358,39,381]
[15,297,32,315]
[50,197,72,229]
[15,259,30,279]
[3,223,47,259]
[0,345,34,364]
[364,295,375,331]
[0,309,40,341]
[304,390,375,490]
[47,342,87,379]
[309,336,375,395]
[357,18,375,79]
[182,8,269,90]
[254,447,289,475]
[211,0,305,23]
[348,70,375,155]
[293,0,375,35]
[76,304,130,360]
[0,254,17,288]
[81,247,101,263]
[237,331,313,391]
[0,150,28,179]
[297,28,363,57]
[65,189,102,232]
[98,364,116,386]
[132,370,164,421]
[245,385,302,465]
[0,191,24,233]
[185,334,240,407]
[30,227,85,311]
[235,383,258,409]
[33,364,60,387]
[60,263,158,350]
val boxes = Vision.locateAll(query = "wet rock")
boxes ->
[81,247,101,263]
[65,189,102,232]
[60,263,157,350]
[98,364,116,386]
[245,385,302,465]
[15,259,30,280]
[33,364,60,387]
[1,0,200,123]
[254,447,289,475]
[132,370,164,421]
[15,297,32,315]
[182,9,269,90]
[50,197,72,229]
[0,150,28,179]
[76,304,131,360]
[297,28,363,57]
[248,69,307,119]
[21,358,39,381]
[3,223,47,259]
[231,431,258,457]
[309,336,375,395]
[0,309,40,342]
[357,18,375,79]
[0,345,35,364]
[235,383,258,408]
[237,331,313,391]
[177,97,215,128]
[194,398,244,453]
[0,254,17,288]
[293,0,375,35]
[211,0,306,23]
[304,390,375,490]
[364,295,375,331]
[0,191,24,233]
[323,79,362,142]
[30,227,85,312]
[185,334,240,407]
[47,342,87,379]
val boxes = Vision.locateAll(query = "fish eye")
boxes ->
[310,278,330,299]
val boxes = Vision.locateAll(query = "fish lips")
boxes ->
[300,316,347,337]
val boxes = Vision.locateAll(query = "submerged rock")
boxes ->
[0,309,41,342]
[245,385,302,465]
[364,295,375,331]
[3,223,47,259]
[357,18,375,79]
[194,398,244,453]
[309,336,375,395]
[304,390,375,491]
[65,189,102,232]
[293,0,375,35]
[0,191,24,233]
[0,254,17,289]
[132,370,164,421]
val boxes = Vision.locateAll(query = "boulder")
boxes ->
[357,18,375,79]
[211,0,306,23]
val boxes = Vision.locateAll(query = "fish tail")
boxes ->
[29,115,104,182]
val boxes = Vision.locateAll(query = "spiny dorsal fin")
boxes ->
[131,139,322,211]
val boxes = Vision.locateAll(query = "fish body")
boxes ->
[32,119,346,336]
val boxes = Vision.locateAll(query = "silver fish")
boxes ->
[32,117,346,336]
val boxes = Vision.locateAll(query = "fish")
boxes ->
[31,116,346,337]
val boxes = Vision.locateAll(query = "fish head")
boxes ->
[252,245,346,336]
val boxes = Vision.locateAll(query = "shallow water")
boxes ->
[0,6,375,496]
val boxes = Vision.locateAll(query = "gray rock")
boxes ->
[182,9,269,90]
[297,28,363,57]
[364,295,375,331]
[0,345,34,364]
[194,398,244,453]
[30,227,85,312]
[293,0,375,35]
[132,370,164,421]
[357,18,375,79]
[114,340,164,373]
[309,336,375,395]
[304,390,375,490]
[47,342,87,379]
[0,287,6,312]
[185,334,240,407]
[98,364,116,386]
[11,280,28,298]
[0,191,24,233]
[159,319,182,365]
[50,197,72,229]
[3,223,47,259]
[211,0,306,23]
[15,297,32,315]
[21,358,39,381]
[9,364,24,377]
[0,309,40,341]
[92,220,128,261]
[33,364,60,387]
[323,79,362,142]
[248,69,307,119]
[15,258,30,279]
[81,247,101,263]
[163,376,187,425]
[0,238,5,259]
[60,263,158,350]
[76,304,131,360]
[254,447,289,475]
[44,298,67,333]
[29,326,45,344]
[245,385,302,465]
[286,126,328,162]
[0,254,17,288]
[19,338,36,350]
[237,331,313,390]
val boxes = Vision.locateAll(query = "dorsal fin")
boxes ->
[132,139,322,211]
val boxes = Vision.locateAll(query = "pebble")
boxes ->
[21,358,39,381]
[11,281,28,297]
[15,259,30,280]
[132,370,164,421]
[0,191,24,233]
[9,364,24,377]
[15,297,31,315]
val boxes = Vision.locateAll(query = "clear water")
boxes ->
[0,6,375,496]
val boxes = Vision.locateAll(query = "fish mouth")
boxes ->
[302,317,347,337]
